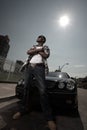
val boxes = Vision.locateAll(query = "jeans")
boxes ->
[19,64,53,121]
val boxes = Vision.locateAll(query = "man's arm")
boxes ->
[27,47,43,55]
[27,47,36,55]
[39,46,50,59]
[39,51,50,58]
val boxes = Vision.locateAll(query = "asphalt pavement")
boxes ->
[0,100,84,130]
[0,83,16,100]
[0,83,16,130]
[0,83,86,130]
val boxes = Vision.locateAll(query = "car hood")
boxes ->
[46,76,75,83]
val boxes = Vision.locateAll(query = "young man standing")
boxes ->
[13,35,57,130]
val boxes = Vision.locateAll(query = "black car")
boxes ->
[16,71,78,110]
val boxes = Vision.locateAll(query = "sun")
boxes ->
[58,15,70,27]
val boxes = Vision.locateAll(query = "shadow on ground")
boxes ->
[0,102,84,130]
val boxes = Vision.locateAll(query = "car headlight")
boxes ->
[18,79,24,85]
[66,81,75,90]
[58,82,65,89]
[18,80,22,85]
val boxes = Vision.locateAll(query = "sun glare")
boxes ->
[58,15,70,27]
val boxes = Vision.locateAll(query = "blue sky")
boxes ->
[0,0,87,77]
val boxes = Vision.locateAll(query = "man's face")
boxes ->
[36,37,44,45]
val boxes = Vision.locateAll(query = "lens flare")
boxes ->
[59,15,70,27]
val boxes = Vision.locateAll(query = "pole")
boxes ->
[60,63,69,71]
[6,61,13,81]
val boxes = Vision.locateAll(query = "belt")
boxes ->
[30,63,45,68]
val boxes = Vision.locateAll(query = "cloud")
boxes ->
[73,65,86,68]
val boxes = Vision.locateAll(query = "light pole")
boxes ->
[59,63,69,71]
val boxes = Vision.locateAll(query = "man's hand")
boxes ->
[39,51,49,59]
[36,46,43,52]
[27,46,43,55]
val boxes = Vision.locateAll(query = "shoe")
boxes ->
[13,112,21,120]
[47,120,57,130]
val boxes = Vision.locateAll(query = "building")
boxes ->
[0,35,10,70]
[0,35,10,57]
[14,60,24,73]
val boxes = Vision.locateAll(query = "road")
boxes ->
[0,88,87,130]
[78,88,87,130]
[0,83,15,99]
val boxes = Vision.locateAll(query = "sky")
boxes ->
[0,0,87,77]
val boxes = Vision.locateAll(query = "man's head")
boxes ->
[36,35,46,45]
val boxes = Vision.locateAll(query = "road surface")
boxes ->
[0,83,15,99]
[0,87,87,130]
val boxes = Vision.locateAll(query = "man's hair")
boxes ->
[38,35,46,43]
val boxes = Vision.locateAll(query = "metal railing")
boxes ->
[0,56,24,82]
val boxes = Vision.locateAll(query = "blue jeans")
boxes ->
[19,64,53,121]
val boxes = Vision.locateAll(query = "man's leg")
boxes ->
[13,66,33,119]
[34,65,57,130]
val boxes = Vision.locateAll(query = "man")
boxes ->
[13,35,57,130]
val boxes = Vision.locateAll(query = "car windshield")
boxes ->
[47,72,70,79]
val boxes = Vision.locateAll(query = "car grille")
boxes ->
[46,80,56,89]
[46,80,75,93]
